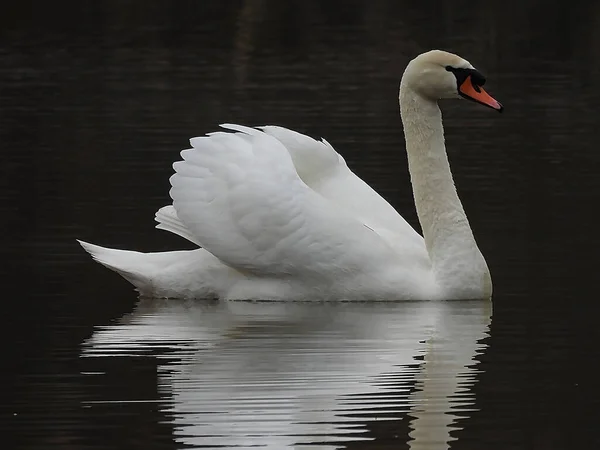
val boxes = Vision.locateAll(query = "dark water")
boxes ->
[3,2,600,449]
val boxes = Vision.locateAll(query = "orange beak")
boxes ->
[459,75,503,112]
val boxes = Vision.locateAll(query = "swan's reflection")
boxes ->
[82,300,491,449]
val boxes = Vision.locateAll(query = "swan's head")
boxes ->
[401,50,503,112]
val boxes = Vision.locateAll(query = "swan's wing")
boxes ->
[250,125,424,249]
[169,128,400,277]
[154,205,202,246]
[220,123,342,187]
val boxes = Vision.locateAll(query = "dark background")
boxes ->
[2,1,600,449]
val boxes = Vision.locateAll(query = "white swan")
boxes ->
[79,50,502,301]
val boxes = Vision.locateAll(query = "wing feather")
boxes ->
[154,205,202,246]
[169,128,399,278]
[257,125,425,252]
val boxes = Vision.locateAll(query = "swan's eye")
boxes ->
[471,71,486,86]
[447,67,487,90]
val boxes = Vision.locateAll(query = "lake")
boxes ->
[3,2,600,449]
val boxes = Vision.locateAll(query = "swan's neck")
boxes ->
[399,85,491,299]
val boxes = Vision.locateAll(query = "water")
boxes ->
[3,2,600,449]
[82,301,491,449]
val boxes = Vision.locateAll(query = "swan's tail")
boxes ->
[77,240,156,292]
[77,240,226,298]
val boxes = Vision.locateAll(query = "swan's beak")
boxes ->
[459,75,503,112]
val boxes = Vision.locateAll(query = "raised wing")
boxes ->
[169,128,400,277]
[254,125,425,250]
[234,124,342,184]
[154,205,202,246]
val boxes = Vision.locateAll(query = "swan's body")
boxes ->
[79,50,502,301]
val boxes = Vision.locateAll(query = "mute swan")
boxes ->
[78,50,502,301]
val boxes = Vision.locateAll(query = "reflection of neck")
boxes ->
[399,84,491,299]
[408,335,463,450]
[407,301,492,449]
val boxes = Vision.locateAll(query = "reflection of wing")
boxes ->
[170,128,400,277]
[82,300,491,449]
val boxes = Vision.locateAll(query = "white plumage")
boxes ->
[79,50,502,301]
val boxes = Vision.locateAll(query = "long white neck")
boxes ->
[399,84,492,299]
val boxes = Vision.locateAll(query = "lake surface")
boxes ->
[3,2,600,449]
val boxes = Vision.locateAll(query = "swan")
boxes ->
[78,49,503,301]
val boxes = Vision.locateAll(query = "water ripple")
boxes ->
[82,301,491,449]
